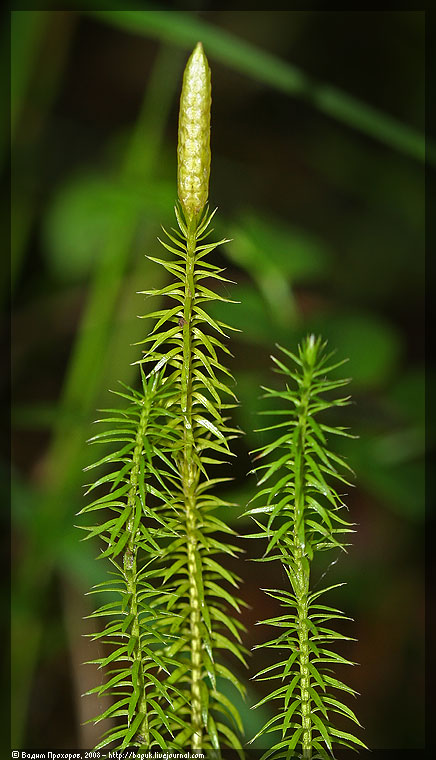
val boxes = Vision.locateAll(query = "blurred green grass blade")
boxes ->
[226,212,329,327]
[11,11,48,139]
[41,173,175,281]
[11,42,182,748]
[11,13,77,296]
[124,39,182,178]
[90,9,429,165]
[0,24,10,171]
[56,44,183,414]
[10,10,50,296]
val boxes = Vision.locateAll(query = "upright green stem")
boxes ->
[123,395,152,745]
[295,545,311,758]
[181,214,203,749]
[293,367,313,758]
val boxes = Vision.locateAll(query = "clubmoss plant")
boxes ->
[246,336,366,759]
[79,42,246,752]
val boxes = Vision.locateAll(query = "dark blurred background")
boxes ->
[10,9,425,752]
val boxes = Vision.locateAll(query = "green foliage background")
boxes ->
[11,9,425,751]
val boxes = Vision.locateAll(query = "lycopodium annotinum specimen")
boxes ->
[79,43,246,751]
[247,337,366,759]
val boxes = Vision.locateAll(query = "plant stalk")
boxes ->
[293,367,313,757]
[295,545,311,758]
[181,214,203,749]
[123,396,152,746]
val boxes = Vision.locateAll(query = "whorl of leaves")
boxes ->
[80,204,247,751]
[246,336,366,760]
